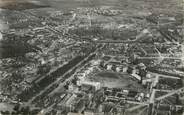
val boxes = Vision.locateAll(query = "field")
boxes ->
[87,71,145,91]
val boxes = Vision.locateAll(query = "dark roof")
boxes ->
[75,100,85,112]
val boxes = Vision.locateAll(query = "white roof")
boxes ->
[0,32,2,40]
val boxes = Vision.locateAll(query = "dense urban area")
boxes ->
[0,0,183,115]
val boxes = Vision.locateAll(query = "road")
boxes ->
[149,72,181,80]
[156,87,184,101]
[95,40,154,44]
[137,56,181,60]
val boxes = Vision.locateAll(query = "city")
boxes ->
[0,0,183,115]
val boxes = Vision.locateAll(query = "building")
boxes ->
[103,62,128,73]
[131,73,141,81]
[74,100,86,113]
[67,112,82,115]
[116,66,121,72]
[122,66,128,73]
[80,81,101,91]
[65,94,77,111]
[106,64,113,70]
[0,32,2,40]
[77,73,86,81]
[91,60,101,66]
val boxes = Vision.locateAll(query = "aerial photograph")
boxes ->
[0,0,183,115]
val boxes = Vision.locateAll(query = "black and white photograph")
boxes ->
[0,0,183,115]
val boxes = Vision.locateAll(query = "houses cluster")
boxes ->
[103,87,150,103]
[65,63,101,92]
[100,61,128,73]
[75,66,95,81]
[54,93,87,114]
[93,8,122,16]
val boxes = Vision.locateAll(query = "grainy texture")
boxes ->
[0,0,183,115]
